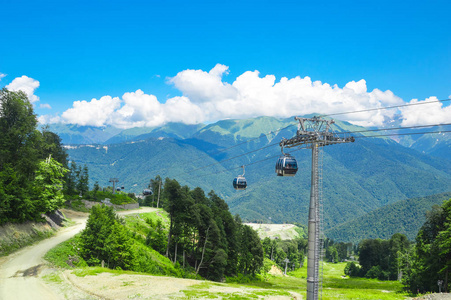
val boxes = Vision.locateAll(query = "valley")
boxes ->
[56,116,451,235]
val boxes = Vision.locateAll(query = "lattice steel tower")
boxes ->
[280,116,354,300]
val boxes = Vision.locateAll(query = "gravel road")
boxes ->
[0,207,156,300]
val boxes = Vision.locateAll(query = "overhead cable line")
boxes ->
[188,129,450,179]
[354,129,451,139]
[200,99,451,164]
[321,98,451,117]
[178,125,451,178]
[189,100,450,171]
[206,123,296,155]
[335,122,451,135]
[173,99,451,178]
[199,148,303,178]
[177,141,281,176]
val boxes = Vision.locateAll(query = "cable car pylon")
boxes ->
[279,116,354,300]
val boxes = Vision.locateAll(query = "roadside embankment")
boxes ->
[0,210,66,256]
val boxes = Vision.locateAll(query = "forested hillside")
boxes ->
[396,125,451,160]
[326,192,451,243]
[63,116,451,230]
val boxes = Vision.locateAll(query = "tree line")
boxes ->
[344,233,410,281]
[159,177,263,280]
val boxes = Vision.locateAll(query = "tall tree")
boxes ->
[39,125,68,167]
[0,89,39,223]
[405,199,451,294]
[238,224,264,275]
[32,157,68,215]
[0,88,40,179]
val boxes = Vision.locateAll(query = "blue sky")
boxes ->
[1,0,450,128]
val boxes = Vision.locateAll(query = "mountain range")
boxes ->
[49,116,451,237]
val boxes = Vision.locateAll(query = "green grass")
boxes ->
[71,267,144,277]
[180,281,292,299]
[42,272,64,284]
[44,235,88,268]
[220,261,408,300]
[123,210,169,230]
[66,199,89,212]
[123,209,169,244]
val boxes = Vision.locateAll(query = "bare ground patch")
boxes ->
[63,270,302,299]
[245,223,300,240]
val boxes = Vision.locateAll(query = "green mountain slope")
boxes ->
[65,116,451,230]
[396,125,451,160]
[325,192,451,243]
[48,124,122,144]
[67,138,234,200]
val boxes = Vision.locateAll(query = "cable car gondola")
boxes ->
[233,165,247,190]
[275,147,298,176]
[143,189,152,196]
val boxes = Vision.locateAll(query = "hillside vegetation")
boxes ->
[326,192,451,243]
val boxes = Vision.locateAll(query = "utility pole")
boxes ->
[109,178,119,194]
[284,258,290,275]
[157,181,161,208]
[280,116,354,300]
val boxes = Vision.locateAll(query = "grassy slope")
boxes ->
[44,209,180,277]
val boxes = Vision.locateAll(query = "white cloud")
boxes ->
[39,103,52,109]
[47,64,446,128]
[169,63,238,103]
[61,96,121,127]
[399,97,451,127]
[6,75,40,103]
[0,73,6,81]
[38,114,61,124]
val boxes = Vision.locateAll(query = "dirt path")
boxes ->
[0,207,156,300]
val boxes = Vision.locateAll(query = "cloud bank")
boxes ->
[36,64,449,128]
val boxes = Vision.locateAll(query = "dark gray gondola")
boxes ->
[275,154,298,176]
[233,176,247,190]
[233,165,247,190]
[143,189,152,195]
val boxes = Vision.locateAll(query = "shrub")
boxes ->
[344,261,362,277]
[365,265,382,279]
